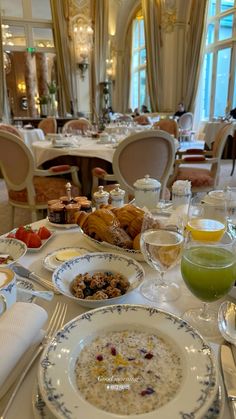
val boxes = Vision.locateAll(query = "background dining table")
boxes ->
[0,218,234,419]
[19,128,45,151]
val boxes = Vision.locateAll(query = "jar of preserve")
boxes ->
[93,186,109,209]
[65,203,81,224]
[110,184,125,208]
[48,203,65,224]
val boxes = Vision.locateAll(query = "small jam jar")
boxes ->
[48,203,65,224]
[65,203,81,224]
[93,186,109,209]
[110,184,125,208]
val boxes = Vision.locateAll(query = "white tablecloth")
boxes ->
[204,121,236,148]
[20,128,45,151]
[0,218,233,418]
[32,137,115,166]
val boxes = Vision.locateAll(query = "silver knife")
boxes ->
[220,344,236,418]
[12,263,60,294]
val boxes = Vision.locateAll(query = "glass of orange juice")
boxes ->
[186,193,227,242]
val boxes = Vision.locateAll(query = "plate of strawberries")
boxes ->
[6,225,54,251]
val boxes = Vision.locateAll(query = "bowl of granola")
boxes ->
[52,252,145,308]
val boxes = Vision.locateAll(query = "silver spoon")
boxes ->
[218,300,236,345]
[17,287,54,302]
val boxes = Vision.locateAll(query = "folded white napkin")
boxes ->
[0,302,48,398]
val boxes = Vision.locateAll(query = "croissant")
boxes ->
[128,214,144,238]
[93,208,120,227]
[104,226,133,249]
[114,205,144,230]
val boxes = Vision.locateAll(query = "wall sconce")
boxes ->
[73,16,93,81]
[17,81,26,93]
[77,60,89,80]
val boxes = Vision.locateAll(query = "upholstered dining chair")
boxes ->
[38,117,57,135]
[169,123,233,193]
[153,119,179,138]
[62,118,92,134]
[92,130,176,200]
[0,130,81,227]
[133,115,150,125]
[178,112,194,141]
[0,123,23,139]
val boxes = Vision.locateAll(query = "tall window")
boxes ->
[130,12,149,111]
[199,0,236,120]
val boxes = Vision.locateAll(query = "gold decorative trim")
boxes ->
[162,8,176,33]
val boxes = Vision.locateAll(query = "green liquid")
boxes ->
[181,246,236,302]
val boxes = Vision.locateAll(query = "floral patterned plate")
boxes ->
[38,305,219,419]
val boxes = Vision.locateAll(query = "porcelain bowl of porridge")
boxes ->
[52,252,145,308]
[38,304,218,419]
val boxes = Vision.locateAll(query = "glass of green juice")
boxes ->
[181,233,236,340]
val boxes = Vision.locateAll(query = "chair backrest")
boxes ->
[112,130,176,198]
[178,113,193,131]
[116,114,133,123]
[210,123,233,182]
[38,117,57,135]
[62,118,91,133]
[0,123,23,139]
[0,130,35,199]
[153,119,179,138]
[133,115,150,125]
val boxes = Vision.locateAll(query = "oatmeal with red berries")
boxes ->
[75,330,183,415]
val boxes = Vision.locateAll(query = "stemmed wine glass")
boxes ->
[181,232,236,339]
[140,210,184,303]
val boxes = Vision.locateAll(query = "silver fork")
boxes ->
[0,302,67,419]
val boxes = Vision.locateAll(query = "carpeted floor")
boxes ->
[0,159,235,235]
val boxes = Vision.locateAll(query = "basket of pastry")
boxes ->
[76,204,146,261]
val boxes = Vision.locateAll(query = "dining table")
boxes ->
[19,128,45,151]
[0,216,234,419]
[32,134,199,197]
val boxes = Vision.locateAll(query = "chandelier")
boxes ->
[1,24,14,46]
[73,18,93,80]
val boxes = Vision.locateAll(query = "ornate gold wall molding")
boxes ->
[162,0,176,33]
[69,0,91,19]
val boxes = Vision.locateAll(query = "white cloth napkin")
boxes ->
[0,302,48,398]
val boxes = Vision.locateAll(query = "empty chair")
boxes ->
[92,130,176,200]
[153,119,179,138]
[170,123,232,193]
[133,115,150,125]
[38,117,57,135]
[0,130,81,227]
[0,123,23,139]
[62,118,91,134]
[178,112,194,141]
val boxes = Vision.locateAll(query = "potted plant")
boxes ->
[47,81,58,116]
[38,95,49,117]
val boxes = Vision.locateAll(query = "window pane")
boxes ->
[206,23,214,45]
[214,48,231,116]
[140,48,146,66]
[140,20,145,47]
[132,51,139,69]
[208,0,216,17]
[140,69,146,107]
[3,25,26,47]
[220,0,234,12]
[130,71,139,110]
[32,28,54,48]
[219,14,233,41]
[1,0,23,18]
[233,79,236,108]
[32,0,52,20]
[133,21,139,49]
[202,53,213,119]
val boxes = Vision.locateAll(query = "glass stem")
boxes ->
[199,303,211,321]
[158,272,166,287]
